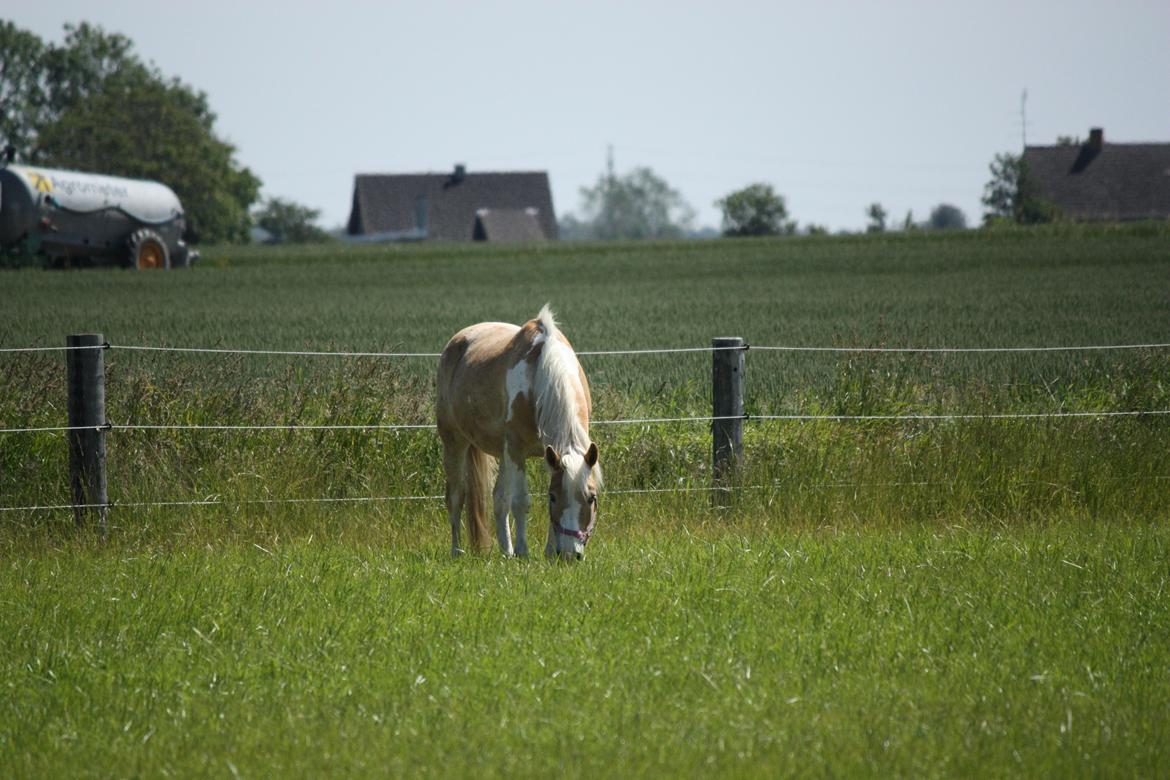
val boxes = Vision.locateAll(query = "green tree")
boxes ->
[577,151,695,240]
[1,23,151,160]
[715,183,788,237]
[0,21,50,155]
[927,203,967,230]
[556,213,592,241]
[981,152,1057,226]
[254,197,332,244]
[38,71,260,243]
[0,22,261,243]
[982,152,1021,222]
[865,202,887,234]
[42,23,149,119]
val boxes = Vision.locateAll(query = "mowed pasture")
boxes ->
[1,225,1169,776]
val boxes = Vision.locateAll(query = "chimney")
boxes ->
[452,163,466,184]
[1070,128,1104,173]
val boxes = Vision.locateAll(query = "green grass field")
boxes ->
[3,522,1168,777]
[1,226,1168,776]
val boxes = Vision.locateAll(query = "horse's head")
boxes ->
[544,442,600,561]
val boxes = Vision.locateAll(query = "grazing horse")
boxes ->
[436,305,601,560]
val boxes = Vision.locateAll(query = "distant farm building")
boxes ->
[1023,128,1170,221]
[346,166,558,242]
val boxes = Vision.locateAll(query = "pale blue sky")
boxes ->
[9,1,1170,232]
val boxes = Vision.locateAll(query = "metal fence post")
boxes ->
[712,337,745,504]
[66,333,108,531]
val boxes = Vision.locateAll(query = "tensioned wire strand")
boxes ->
[97,339,1170,355]
[0,495,446,513]
[749,409,1170,421]
[110,423,436,431]
[0,482,1039,514]
[6,477,1168,514]
[4,409,1170,435]
[113,344,442,358]
[3,341,1170,356]
[0,486,846,513]
[0,345,106,353]
[748,342,1170,353]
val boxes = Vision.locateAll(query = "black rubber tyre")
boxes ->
[127,228,171,270]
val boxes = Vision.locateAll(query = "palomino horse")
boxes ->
[436,305,601,560]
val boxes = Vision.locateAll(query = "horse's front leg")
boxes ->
[509,454,532,558]
[493,447,518,557]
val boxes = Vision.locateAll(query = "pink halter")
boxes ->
[552,513,596,544]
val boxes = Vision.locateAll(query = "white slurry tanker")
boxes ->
[0,158,196,269]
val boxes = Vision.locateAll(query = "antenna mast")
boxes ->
[1020,89,1028,149]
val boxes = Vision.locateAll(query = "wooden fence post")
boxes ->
[712,337,745,504]
[66,333,108,531]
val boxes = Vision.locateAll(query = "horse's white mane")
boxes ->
[533,304,590,458]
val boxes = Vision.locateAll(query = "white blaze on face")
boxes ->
[553,451,592,558]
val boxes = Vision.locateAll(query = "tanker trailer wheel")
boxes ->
[126,228,171,270]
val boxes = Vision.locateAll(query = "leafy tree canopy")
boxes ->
[865,202,887,234]
[927,203,968,230]
[0,21,49,155]
[981,152,1058,227]
[571,153,695,240]
[716,183,788,237]
[0,22,260,243]
[253,197,332,244]
[556,213,593,242]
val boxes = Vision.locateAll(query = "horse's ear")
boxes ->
[545,446,561,471]
[585,442,599,468]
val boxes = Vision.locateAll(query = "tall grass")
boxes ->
[2,227,1167,530]
[1,228,1167,774]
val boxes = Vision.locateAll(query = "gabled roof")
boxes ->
[473,208,547,242]
[1023,132,1170,221]
[347,169,558,241]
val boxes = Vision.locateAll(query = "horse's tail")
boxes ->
[464,445,496,551]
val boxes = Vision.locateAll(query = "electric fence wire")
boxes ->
[4,340,1169,357]
[6,476,1167,515]
[4,408,1170,435]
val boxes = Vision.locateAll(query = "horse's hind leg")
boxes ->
[441,434,469,557]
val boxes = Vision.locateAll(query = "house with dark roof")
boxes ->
[1023,128,1170,221]
[346,165,558,242]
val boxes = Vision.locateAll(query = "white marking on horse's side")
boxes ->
[505,359,529,422]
